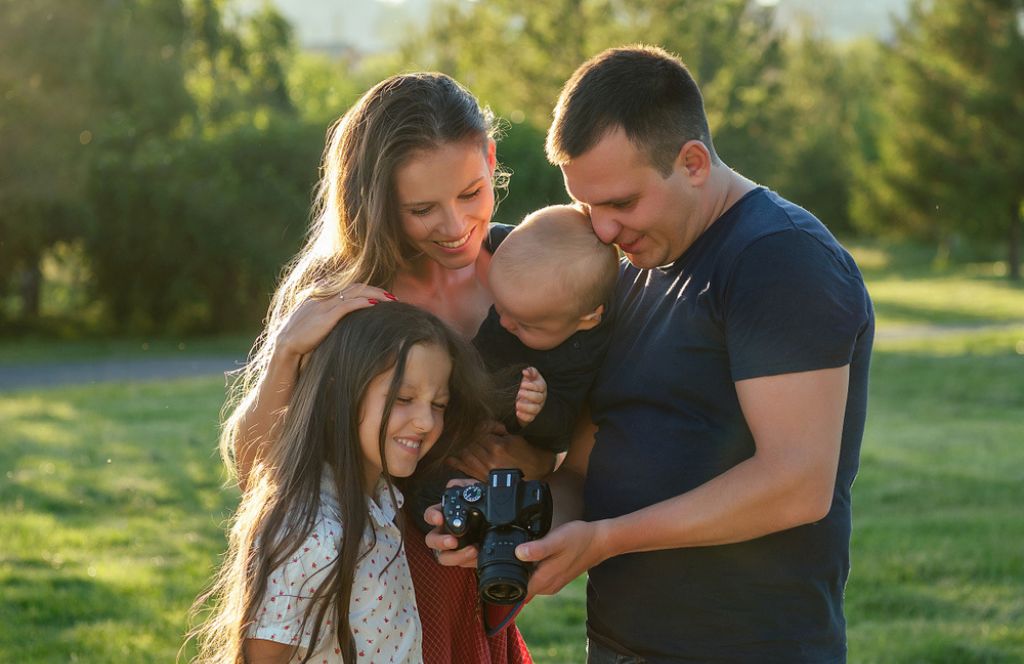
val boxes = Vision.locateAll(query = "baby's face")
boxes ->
[490,274,581,350]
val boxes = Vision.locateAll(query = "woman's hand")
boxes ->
[515,366,547,427]
[275,283,395,362]
[448,421,559,481]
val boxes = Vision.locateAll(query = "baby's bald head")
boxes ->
[489,205,618,350]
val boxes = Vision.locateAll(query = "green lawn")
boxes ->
[2,247,1023,663]
[0,334,254,365]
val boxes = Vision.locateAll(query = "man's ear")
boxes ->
[674,140,712,184]
[576,304,605,331]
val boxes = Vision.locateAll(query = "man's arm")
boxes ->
[517,365,849,596]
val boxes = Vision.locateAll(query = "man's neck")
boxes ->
[702,166,758,232]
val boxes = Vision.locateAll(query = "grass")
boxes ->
[848,241,1024,328]
[0,334,255,365]
[1,244,1023,662]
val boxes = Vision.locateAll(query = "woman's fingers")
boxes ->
[328,283,395,304]
[277,283,397,358]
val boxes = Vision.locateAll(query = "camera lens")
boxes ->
[477,527,530,605]
[482,578,525,603]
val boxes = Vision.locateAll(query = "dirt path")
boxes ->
[1,320,1020,393]
[874,321,1024,341]
[0,356,243,392]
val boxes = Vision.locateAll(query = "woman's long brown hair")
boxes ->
[188,303,492,662]
[220,72,507,483]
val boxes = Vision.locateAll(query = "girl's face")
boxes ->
[396,139,497,271]
[358,342,453,490]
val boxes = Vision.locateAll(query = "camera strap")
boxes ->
[483,598,527,638]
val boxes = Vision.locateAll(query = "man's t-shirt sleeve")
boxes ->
[724,229,870,382]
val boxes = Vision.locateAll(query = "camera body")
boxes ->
[441,468,552,604]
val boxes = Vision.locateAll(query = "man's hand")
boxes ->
[515,367,547,428]
[515,520,614,599]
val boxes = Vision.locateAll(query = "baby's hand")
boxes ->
[516,367,547,428]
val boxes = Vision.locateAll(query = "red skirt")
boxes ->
[404,520,532,663]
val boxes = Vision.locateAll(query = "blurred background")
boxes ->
[1,1,1022,662]
[1,0,1020,337]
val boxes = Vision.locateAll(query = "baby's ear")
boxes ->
[576,304,604,331]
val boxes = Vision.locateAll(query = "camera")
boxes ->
[441,468,552,604]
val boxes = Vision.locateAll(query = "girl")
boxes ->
[222,73,550,662]
[191,303,493,663]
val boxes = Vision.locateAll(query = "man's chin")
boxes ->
[623,251,655,269]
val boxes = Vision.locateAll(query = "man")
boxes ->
[429,45,873,662]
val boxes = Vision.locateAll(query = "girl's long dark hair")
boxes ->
[189,303,492,663]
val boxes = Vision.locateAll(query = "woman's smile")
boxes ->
[434,227,474,251]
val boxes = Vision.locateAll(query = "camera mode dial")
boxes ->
[462,485,483,503]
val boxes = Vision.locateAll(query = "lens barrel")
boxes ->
[477,527,531,604]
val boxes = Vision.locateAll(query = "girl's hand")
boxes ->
[424,478,479,569]
[275,283,395,361]
[515,366,547,427]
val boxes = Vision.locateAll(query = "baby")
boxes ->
[475,204,620,452]
[410,205,617,532]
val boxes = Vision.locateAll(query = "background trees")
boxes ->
[1,0,1020,336]
[852,0,1023,279]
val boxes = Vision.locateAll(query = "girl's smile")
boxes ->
[358,342,453,489]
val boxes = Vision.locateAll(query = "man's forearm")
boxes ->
[596,446,837,559]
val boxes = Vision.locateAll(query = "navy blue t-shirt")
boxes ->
[585,188,874,663]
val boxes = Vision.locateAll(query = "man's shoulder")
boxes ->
[713,188,858,280]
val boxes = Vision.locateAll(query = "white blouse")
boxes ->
[249,476,423,663]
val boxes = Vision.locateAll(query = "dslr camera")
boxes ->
[441,468,552,604]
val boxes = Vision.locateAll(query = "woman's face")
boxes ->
[396,139,497,271]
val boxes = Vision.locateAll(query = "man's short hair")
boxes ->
[546,45,718,175]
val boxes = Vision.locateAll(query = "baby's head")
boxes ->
[490,205,618,350]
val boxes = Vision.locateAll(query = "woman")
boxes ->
[223,72,555,662]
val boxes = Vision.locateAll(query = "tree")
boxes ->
[399,0,797,225]
[84,0,318,333]
[853,0,1023,279]
[0,1,98,320]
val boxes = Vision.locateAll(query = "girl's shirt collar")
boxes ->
[319,470,404,529]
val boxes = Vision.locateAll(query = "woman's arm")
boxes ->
[232,346,303,490]
[231,286,391,490]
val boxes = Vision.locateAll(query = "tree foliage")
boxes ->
[852,0,1024,279]
[399,0,864,232]
[2,0,330,333]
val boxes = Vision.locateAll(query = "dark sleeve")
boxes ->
[520,368,593,450]
[484,223,516,254]
[518,321,613,452]
[724,230,871,381]
[475,321,607,453]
